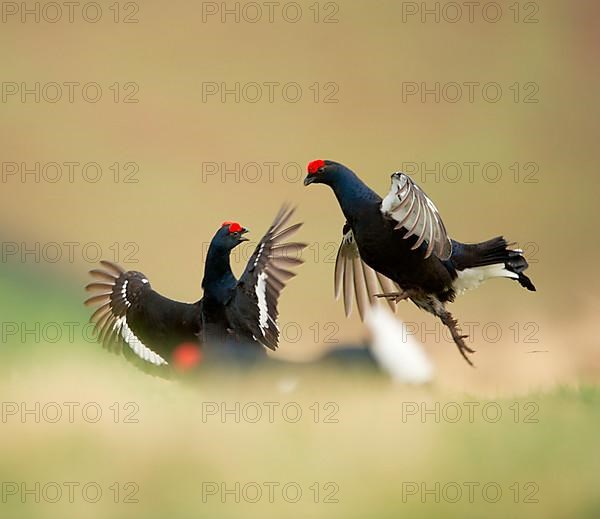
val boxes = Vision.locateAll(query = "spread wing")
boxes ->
[380,172,452,260]
[334,226,400,321]
[84,260,202,376]
[225,207,306,351]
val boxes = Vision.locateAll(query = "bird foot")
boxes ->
[374,291,410,303]
[440,312,475,366]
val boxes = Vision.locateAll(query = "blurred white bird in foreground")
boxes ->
[365,305,434,384]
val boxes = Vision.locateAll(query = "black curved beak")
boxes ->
[303,176,315,186]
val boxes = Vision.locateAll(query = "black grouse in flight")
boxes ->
[304,160,535,365]
[84,206,306,375]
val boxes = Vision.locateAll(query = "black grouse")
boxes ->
[303,160,535,365]
[84,206,306,375]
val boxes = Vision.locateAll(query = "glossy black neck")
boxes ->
[202,243,236,301]
[328,167,382,222]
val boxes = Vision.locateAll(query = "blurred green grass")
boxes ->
[0,352,598,519]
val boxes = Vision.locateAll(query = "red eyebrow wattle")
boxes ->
[222,221,243,233]
[307,159,326,175]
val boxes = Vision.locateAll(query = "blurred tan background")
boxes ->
[0,0,598,392]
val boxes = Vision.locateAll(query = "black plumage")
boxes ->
[304,160,536,365]
[84,207,306,376]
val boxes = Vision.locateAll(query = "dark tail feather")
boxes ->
[452,236,536,292]
[505,247,536,291]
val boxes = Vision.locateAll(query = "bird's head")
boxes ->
[303,159,350,187]
[213,221,250,251]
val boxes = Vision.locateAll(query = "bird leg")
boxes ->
[439,310,475,366]
[374,291,410,303]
